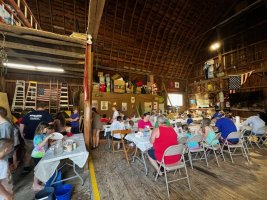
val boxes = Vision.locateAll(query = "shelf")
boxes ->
[230,108,264,112]
[189,108,215,110]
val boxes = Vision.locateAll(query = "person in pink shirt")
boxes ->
[138,113,153,131]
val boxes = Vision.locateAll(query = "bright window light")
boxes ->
[167,93,183,106]
[210,42,221,51]
[37,66,64,72]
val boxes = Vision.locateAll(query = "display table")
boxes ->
[34,134,89,184]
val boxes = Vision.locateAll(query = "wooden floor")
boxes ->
[92,141,267,200]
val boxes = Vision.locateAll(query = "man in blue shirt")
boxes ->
[20,102,52,174]
[215,116,238,144]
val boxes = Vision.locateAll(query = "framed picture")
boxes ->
[92,100,98,109]
[101,101,108,110]
[131,97,135,103]
[174,82,179,88]
[122,102,127,111]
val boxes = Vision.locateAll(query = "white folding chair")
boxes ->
[202,133,225,167]
[187,134,208,169]
[240,126,253,152]
[255,126,267,148]
[155,144,191,198]
[222,132,249,163]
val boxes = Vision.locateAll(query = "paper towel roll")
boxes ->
[235,116,240,124]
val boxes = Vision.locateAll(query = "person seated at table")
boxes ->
[199,118,219,145]
[101,114,110,124]
[147,115,181,176]
[110,116,126,139]
[242,113,265,136]
[31,122,54,191]
[215,115,238,144]
[182,124,199,149]
[138,113,153,131]
[53,112,66,135]
[211,107,222,120]
[187,114,193,125]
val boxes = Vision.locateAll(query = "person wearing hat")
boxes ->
[147,115,180,176]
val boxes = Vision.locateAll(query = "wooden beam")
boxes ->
[5,32,85,48]
[49,0,54,32]
[0,23,86,45]
[4,41,85,58]
[87,0,105,39]
[62,0,66,35]
[8,52,84,64]
[83,44,93,149]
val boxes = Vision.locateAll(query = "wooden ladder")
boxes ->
[11,80,25,111]
[25,81,37,110]
[59,82,69,110]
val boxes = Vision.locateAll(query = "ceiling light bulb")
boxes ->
[210,42,221,51]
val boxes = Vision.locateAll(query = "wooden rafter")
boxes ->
[121,0,138,69]
[135,0,161,71]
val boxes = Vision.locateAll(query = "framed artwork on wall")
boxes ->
[101,101,108,110]
[122,102,127,111]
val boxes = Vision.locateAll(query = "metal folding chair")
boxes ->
[202,133,225,167]
[222,132,249,163]
[155,144,191,198]
[187,134,208,169]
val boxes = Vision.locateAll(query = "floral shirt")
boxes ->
[31,134,48,158]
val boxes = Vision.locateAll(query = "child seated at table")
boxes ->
[200,118,219,145]
[31,122,54,191]
[0,139,14,200]
[182,125,199,149]
[187,114,193,125]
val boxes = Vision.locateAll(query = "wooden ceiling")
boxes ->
[12,0,248,79]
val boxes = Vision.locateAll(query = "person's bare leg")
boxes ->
[148,155,162,175]
[96,129,100,147]
[93,129,97,148]
[32,176,44,191]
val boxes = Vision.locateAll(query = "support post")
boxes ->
[83,43,93,149]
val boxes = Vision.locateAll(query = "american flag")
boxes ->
[229,70,253,94]
[37,88,60,101]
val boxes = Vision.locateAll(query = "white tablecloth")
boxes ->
[125,133,152,152]
[35,134,89,183]
[188,124,201,134]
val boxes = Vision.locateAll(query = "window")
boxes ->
[167,93,183,106]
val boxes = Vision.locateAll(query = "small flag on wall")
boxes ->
[228,70,253,93]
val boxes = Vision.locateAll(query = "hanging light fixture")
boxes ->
[210,41,221,51]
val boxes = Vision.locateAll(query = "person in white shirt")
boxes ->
[242,114,265,135]
[110,116,125,139]
[111,106,119,123]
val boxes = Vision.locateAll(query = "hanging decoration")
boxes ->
[0,32,8,76]
[228,70,254,93]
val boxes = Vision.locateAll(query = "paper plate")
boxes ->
[50,132,63,140]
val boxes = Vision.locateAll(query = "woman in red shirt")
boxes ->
[148,115,180,176]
